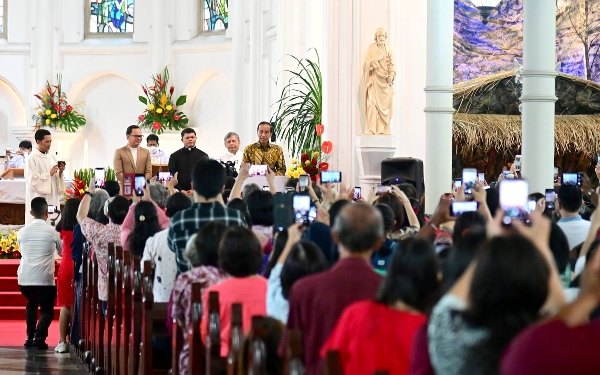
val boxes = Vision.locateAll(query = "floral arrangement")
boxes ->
[64,167,116,201]
[0,230,20,259]
[137,67,189,134]
[33,74,86,132]
[287,150,329,181]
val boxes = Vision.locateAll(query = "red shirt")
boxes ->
[321,301,427,375]
[501,319,600,375]
[408,323,434,375]
[286,257,383,375]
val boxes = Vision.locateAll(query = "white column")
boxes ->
[151,0,169,72]
[521,0,556,193]
[424,0,454,214]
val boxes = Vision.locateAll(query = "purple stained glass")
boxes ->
[90,0,134,33]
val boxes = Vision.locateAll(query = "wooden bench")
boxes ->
[226,303,243,375]
[206,291,226,375]
[128,256,143,375]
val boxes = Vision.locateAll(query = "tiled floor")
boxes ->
[0,347,86,375]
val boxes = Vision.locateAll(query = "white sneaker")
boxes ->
[55,341,69,353]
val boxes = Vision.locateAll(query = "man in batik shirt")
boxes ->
[241,122,286,176]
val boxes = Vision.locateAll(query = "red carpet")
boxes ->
[0,319,60,347]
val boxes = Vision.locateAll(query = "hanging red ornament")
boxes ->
[316,123,325,136]
[322,141,333,154]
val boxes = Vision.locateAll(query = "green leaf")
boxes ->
[176,95,187,106]
[139,96,148,105]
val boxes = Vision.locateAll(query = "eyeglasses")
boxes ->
[130,135,144,139]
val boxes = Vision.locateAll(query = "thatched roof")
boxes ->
[453,113,600,157]
[453,71,600,115]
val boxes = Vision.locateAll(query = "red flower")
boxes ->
[13,252,20,258]
[170,86,175,95]
[53,104,60,111]
[316,123,324,136]
[61,112,67,117]
[66,105,73,112]
[142,86,148,95]
[173,115,180,121]
[152,122,162,131]
[319,162,329,171]
[34,94,42,100]
[311,158,318,165]
[138,115,145,122]
[301,153,309,162]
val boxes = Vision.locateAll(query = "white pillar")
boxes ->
[151,0,169,72]
[521,0,556,193]
[424,0,454,214]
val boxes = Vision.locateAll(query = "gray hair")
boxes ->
[148,182,168,209]
[223,132,240,144]
[89,189,110,219]
[333,203,384,253]
[183,233,199,267]
[242,183,261,201]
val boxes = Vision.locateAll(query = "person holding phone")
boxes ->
[4,140,32,169]
[168,128,209,195]
[25,130,66,224]
[241,122,286,176]
[113,125,153,187]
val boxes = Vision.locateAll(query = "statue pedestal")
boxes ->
[355,135,396,193]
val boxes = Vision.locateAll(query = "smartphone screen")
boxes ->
[320,171,341,183]
[48,205,56,214]
[308,206,317,224]
[562,173,580,186]
[454,179,462,191]
[462,168,477,195]
[597,154,600,164]
[249,164,268,176]
[478,173,485,183]
[527,200,537,213]
[376,185,392,195]
[545,189,556,210]
[94,168,105,188]
[293,194,311,224]
[299,174,310,191]
[515,155,522,171]
[450,201,478,217]
[134,174,146,196]
[157,172,172,186]
[499,179,529,225]
[353,187,361,201]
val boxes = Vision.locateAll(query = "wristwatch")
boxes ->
[84,191,94,197]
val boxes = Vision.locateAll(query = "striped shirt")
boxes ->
[167,202,247,274]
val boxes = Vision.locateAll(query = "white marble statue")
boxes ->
[364,27,396,135]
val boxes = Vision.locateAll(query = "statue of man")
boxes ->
[364,28,396,135]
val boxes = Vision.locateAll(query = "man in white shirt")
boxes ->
[4,140,32,170]
[557,185,591,251]
[18,197,63,349]
[147,134,170,165]
[218,132,242,173]
[25,130,65,224]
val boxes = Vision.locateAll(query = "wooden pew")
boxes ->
[226,303,243,375]
[128,256,143,375]
[90,255,100,373]
[120,251,133,375]
[205,291,226,375]
[138,260,170,375]
[285,329,306,375]
[247,316,267,374]
[111,245,124,375]
[79,244,90,365]
[324,350,343,375]
[93,242,114,375]
[171,318,184,375]
[188,282,206,375]
[102,244,115,374]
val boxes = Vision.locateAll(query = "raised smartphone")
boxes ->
[462,168,477,195]
[299,174,310,192]
[320,171,342,183]
[450,201,478,217]
[353,187,361,201]
[94,168,105,188]
[134,174,146,197]
[499,179,529,225]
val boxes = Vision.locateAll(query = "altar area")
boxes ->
[0,179,25,225]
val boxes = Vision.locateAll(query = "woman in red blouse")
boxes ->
[321,238,441,375]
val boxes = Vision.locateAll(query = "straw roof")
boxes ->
[453,113,600,157]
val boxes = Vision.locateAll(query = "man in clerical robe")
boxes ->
[25,129,65,224]
[364,27,396,135]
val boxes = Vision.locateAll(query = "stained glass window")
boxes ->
[89,0,134,34]
[202,0,228,31]
[0,0,5,36]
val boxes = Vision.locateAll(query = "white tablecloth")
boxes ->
[0,180,26,204]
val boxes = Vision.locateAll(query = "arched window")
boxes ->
[200,0,228,32]
[85,0,134,36]
[0,0,6,37]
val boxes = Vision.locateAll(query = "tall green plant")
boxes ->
[271,50,323,157]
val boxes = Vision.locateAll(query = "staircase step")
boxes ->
[0,291,28,306]
[0,306,61,320]
[0,260,61,277]
[0,277,19,291]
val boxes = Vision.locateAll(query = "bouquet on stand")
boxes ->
[287,150,329,182]
[33,74,86,132]
[0,230,20,259]
[137,67,189,134]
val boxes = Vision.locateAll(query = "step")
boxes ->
[0,277,19,291]
[0,291,27,306]
[0,260,61,277]
[0,306,61,320]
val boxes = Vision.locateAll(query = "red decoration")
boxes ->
[316,123,325,136]
[301,153,309,162]
[319,162,329,171]
[173,115,180,121]
[311,158,318,165]
[138,115,145,121]
[322,141,333,154]
[152,121,162,131]
[66,105,73,112]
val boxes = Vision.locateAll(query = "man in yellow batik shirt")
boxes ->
[242,122,287,176]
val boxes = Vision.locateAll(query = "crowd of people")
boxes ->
[14,123,600,375]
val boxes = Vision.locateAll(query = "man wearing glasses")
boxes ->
[113,125,153,184]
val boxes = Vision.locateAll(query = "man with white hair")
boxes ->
[219,132,242,172]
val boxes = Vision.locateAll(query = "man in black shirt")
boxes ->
[168,128,208,194]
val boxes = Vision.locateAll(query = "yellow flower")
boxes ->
[148,104,155,110]
[305,160,311,166]
[45,109,51,115]
[313,151,320,159]
[166,105,173,111]
[292,170,301,179]
[79,189,85,195]
[45,119,51,125]
[160,94,168,108]
[286,171,292,178]
[156,108,163,114]
[38,111,43,116]
[50,114,57,119]
[291,158,298,164]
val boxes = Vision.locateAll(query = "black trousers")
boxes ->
[19,285,57,339]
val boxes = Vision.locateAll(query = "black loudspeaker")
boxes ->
[381,157,425,198]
